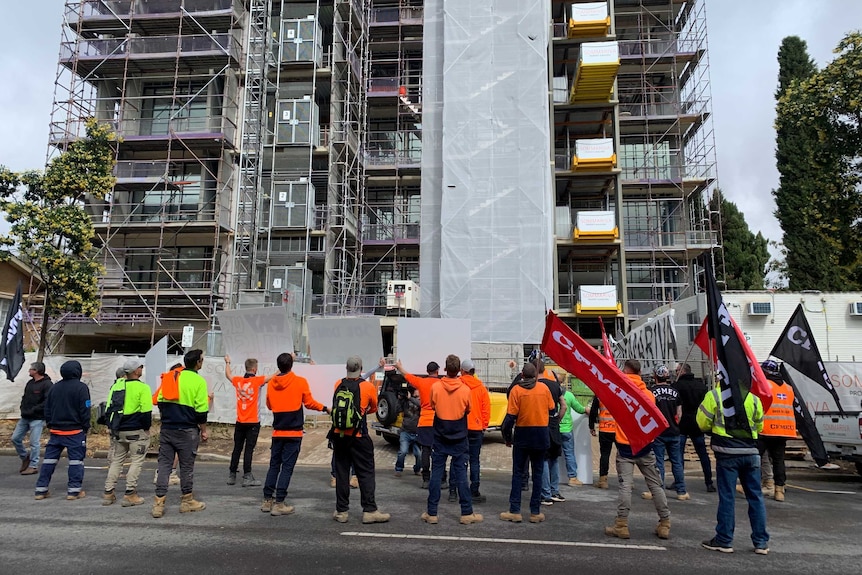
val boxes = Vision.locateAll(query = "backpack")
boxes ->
[104,381,127,439]
[331,378,363,437]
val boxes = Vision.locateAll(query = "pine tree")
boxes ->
[773,35,860,290]
[710,192,769,290]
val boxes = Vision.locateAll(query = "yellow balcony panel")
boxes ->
[576,302,623,316]
[567,2,611,38]
[570,139,617,172]
[576,285,621,316]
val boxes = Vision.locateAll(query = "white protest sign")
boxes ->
[307,317,384,372]
[216,307,296,367]
[396,318,471,374]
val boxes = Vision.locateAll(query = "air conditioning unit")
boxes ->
[747,302,772,316]
[849,302,862,316]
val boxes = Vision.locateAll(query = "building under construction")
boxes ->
[41,0,718,354]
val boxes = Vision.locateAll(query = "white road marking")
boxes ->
[341,532,666,551]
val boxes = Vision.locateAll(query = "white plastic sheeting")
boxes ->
[421,0,554,344]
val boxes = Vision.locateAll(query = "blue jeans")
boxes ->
[428,438,472,516]
[560,430,577,478]
[12,418,44,468]
[714,454,769,548]
[541,456,560,498]
[680,433,713,487]
[653,433,686,494]
[395,431,421,473]
[35,431,86,497]
[510,446,545,515]
[264,438,302,503]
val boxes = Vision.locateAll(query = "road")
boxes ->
[0,454,859,575]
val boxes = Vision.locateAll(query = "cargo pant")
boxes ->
[105,429,150,493]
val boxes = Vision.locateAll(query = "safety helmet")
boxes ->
[760,359,781,377]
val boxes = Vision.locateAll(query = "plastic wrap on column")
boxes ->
[419,0,444,318]
[439,0,554,343]
[572,412,594,485]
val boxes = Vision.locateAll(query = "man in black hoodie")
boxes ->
[12,362,52,475]
[34,360,91,501]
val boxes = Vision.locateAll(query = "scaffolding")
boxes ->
[46,0,244,353]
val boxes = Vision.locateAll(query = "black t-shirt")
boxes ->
[651,382,680,436]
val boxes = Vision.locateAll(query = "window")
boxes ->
[140,79,220,136]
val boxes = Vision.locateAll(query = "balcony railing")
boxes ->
[60,33,241,62]
[617,38,700,57]
[370,6,423,25]
[624,229,717,250]
[71,0,238,20]
[93,202,217,225]
[362,222,420,242]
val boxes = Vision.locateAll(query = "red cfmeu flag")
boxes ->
[693,316,773,414]
[598,317,614,362]
[542,311,667,453]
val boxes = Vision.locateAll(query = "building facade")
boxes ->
[47,0,718,353]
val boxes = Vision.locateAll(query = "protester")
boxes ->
[536,359,567,506]
[152,363,184,487]
[589,398,616,489]
[642,365,689,501]
[261,352,328,516]
[559,379,586,487]
[697,377,769,554]
[34,360,90,501]
[102,359,152,507]
[758,360,796,502]
[395,359,443,489]
[675,363,715,492]
[330,356,390,524]
[605,360,670,540]
[447,359,490,503]
[152,349,209,518]
[394,385,421,478]
[422,354,482,525]
[500,363,555,524]
[12,362,52,475]
[224,355,276,488]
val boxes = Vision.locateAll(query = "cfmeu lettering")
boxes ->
[552,330,660,434]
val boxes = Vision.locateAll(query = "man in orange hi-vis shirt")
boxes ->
[395,359,442,489]
[223,355,277,488]
[260,352,328,517]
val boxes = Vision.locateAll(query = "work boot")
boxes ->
[270,502,295,516]
[597,475,609,489]
[604,517,630,539]
[242,473,261,487]
[568,477,583,487]
[762,479,775,497]
[122,491,144,507]
[499,511,523,522]
[362,510,391,524]
[460,513,484,525]
[34,491,51,500]
[227,471,237,485]
[332,510,349,523]
[66,491,86,500]
[421,512,439,524]
[19,455,30,473]
[529,513,545,524]
[676,492,690,501]
[330,476,336,488]
[179,492,206,513]
[736,484,745,495]
[102,490,116,506]
[261,498,273,513]
[641,491,653,500]
[655,518,671,539]
[448,491,458,503]
[169,470,180,486]
[350,476,359,489]
[774,485,785,502]
[152,495,167,518]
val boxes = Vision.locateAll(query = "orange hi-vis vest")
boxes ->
[152,367,183,405]
[761,379,796,438]
[598,404,617,434]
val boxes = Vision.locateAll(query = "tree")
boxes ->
[710,192,769,290]
[0,118,117,360]
[774,34,862,290]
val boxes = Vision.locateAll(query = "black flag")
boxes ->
[703,263,754,434]
[770,303,843,414]
[780,364,829,467]
[0,281,26,381]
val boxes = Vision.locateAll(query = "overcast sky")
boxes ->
[0,1,858,245]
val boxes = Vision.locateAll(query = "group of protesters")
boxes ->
[13,348,792,555]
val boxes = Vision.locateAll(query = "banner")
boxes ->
[780,364,829,466]
[0,281,25,381]
[612,309,677,373]
[542,311,667,453]
[598,316,614,362]
[770,304,843,413]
